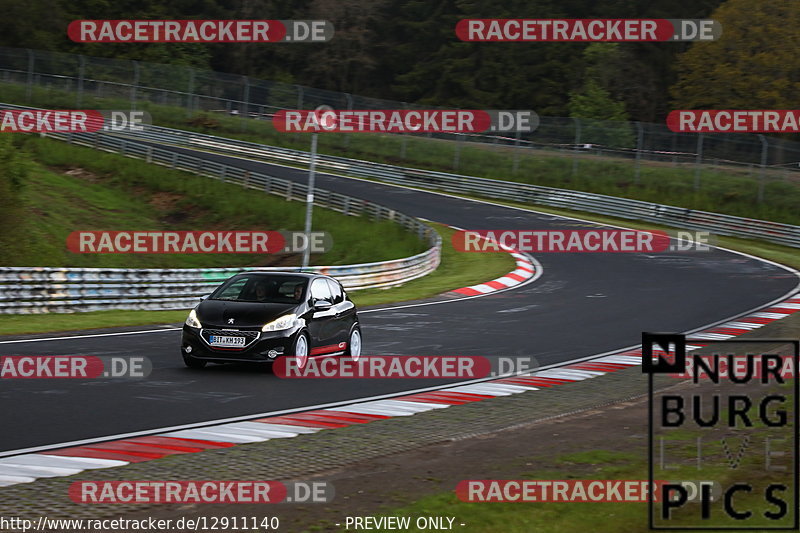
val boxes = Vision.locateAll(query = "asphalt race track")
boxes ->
[1,144,797,453]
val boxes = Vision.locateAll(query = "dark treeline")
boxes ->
[0,0,726,121]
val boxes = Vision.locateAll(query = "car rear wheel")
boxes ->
[183,353,207,369]
[345,326,362,361]
[293,331,309,370]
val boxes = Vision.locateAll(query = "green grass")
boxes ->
[1,136,425,267]
[367,438,794,533]
[349,224,516,307]
[0,224,515,335]
[3,82,800,225]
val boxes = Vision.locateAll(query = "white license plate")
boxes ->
[209,335,246,347]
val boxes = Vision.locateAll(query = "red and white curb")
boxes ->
[447,232,535,296]
[0,294,797,488]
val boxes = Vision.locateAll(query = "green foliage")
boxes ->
[568,80,635,147]
[0,134,31,257]
[568,80,629,122]
[0,0,727,120]
[671,0,800,109]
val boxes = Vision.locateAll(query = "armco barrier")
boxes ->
[0,110,441,314]
[109,122,800,249]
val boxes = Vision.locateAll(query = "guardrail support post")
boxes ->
[220,166,227,183]
[145,147,152,163]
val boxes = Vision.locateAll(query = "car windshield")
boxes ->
[210,274,308,304]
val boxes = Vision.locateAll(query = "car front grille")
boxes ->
[200,328,260,348]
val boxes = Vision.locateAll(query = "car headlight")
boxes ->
[185,308,201,328]
[262,313,298,332]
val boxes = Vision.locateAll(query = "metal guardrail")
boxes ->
[0,112,441,314]
[114,123,800,249]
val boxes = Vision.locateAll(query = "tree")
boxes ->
[671,0,800,109]
[568,44,634,147]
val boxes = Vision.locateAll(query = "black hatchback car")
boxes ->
[181,272,362,369]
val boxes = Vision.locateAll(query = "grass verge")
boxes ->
[369,410,795,532]
[4,136,425,267]
[0,224,515,335]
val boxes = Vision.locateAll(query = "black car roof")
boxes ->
[233,271,329,280]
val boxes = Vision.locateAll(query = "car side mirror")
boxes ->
[313,300,332,310]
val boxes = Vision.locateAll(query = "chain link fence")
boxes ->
[1,46,800,197]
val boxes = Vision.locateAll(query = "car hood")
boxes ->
[196,300,299,328]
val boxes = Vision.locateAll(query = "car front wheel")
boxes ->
[292,331,310,370]
[345,326,362,361]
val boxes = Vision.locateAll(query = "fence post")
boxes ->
[634,121,644,185]
[513,129,521,174]
[343,93,353,148]
[758,134,768,203]
[671,131,678,166]
[186,67,195,116]
[146,147,152,164]
[453,134,462,170]
[572,117,581,179]
[76,55,85,108]
[241,76,250,131]
[694,133,704,190]
[131,60,140,111]
[25,49,34,102]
